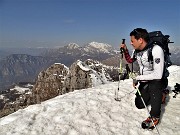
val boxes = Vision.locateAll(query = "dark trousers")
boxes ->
[135,79,167,118]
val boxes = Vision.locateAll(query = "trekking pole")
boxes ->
[115,39,125,101]
[135,86,160,135]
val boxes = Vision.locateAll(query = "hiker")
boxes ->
[120,28,168,129]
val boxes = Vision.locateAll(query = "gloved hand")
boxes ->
[133,79,138,88]
[120,43,127,51]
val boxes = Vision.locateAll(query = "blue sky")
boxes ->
[0,0,180,48]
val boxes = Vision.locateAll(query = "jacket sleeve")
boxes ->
[124,49,135,63]
[136,45,164,81]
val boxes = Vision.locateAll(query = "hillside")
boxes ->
[0,54,53,90]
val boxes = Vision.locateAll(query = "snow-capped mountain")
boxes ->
[84,42,114,54]
[65,43,80,50]
[0,41,179,94]
[169,45,180,65]
[169,45,180,53]
[42,42,117,66]
[0,65,179,135]
[0,42,118,91]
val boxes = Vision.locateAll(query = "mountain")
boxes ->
[0,47,49,59]
[0,82,33,117]
[0,65,179,135]
[169,45,180,65]
[0,54,53,90]
[0,42,116,90]
[0,42,179,91]
[0,59,121,117]
[42,42,117,66]
[84,42,115,54]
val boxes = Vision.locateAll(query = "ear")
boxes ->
[138,38,143,44]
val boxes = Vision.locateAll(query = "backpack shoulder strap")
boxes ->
[147,42,154,63]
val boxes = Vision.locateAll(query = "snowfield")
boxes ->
[0,65,180,135]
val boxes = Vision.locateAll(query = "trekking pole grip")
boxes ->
[122,39,125,44]
[120,39,125,58]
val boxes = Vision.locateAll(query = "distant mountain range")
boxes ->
[0,42,179,91]
[0,47,48,58]
[169,45,180,65]
[41,42,117,66]
[0,42,118,90]
[0,54,52,90]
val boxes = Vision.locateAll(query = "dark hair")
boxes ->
[130,28,150,43]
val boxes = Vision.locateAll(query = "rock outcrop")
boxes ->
[32,63,69,103]
[32,59,118,103]
[64,60,92,93]
[0,59,123,117]
[0,83,33,118]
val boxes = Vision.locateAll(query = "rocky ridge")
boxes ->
[0,59,124,117]
[0,42,117,91]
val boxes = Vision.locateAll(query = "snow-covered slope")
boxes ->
[84,42,114,54]
[66,43,80,50]
[0,65,179,135]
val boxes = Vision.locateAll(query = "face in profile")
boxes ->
[130,36,142,50]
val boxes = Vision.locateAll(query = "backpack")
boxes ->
[147,31,174,78]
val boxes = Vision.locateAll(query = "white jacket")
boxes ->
[135,45,164,81]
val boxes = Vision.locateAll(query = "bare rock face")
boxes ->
[32,63,69,103]
[0,59,128,117]
[32,61,94,103]
[64,60,92,93]
[32,59,120,103]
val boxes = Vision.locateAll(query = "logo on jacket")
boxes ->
[155,58,160,64]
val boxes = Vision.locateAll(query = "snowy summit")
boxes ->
[0,65,180,135]
[84,42,113,53]
[66,43,80,49]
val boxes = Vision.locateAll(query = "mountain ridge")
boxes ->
[0,42,179,91]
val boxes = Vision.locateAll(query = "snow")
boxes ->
[67,43,80,49]
[0,95,4,100]
[77,60,108,87]
[10,86,31,93]
[0,65,180,135]
[77,60,90,72]
[85,42,113,53]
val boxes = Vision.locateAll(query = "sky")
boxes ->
[0,0,180,48]
[0,65,180,135]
